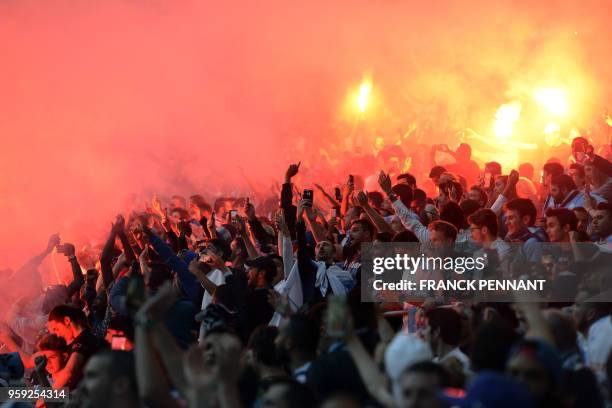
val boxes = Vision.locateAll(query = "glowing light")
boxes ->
[356,80,372,113]
[533,87,569,117]
[569,127,581,141]
[493,101,522,140]
[544,122,562,147]
[375,136,384,151]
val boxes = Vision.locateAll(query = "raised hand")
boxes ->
[178,220,192,237]
[62,243,76,257]
[347,175,355,195]
[46,233,61,252]
[274,210,288,234]
[201,252,226,271]
[188,259,206,279]
[112,214,126,234]
[378,171,393,194]
[508,169,519,186]
[355,190,369,207]
[584,183,596,210]
[244,199,256,221]
[285,162,301,182]
[151,194,165,216]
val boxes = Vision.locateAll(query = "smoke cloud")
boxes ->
[1,0,611,268]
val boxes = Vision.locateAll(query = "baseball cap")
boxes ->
[245,256,277,279]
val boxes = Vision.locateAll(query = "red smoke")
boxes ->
[1,0,612,270]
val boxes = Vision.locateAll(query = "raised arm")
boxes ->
[61,243,85,300]
[100,217,122,292]
[144,227,201,307]
[340,177,354,218]
[11,233,60,295]
[245,199,272,247]
[335,304,394,407]
[314,183,341,208]
[282,163,301,239]
[489,170,517,215]
[117,226,137,265]
[303,204,328,243]
[134,284,184,408]
[275,210,294,280]
[188,259,220,296]
[236,215,259,260]
[354,191,394,234]
[379,171,429,242]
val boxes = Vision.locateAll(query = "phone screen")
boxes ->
[111,336,127,351]
[484,172,492,187]
[334,187,342,202]
[229,210,237,221]
[303,189,314,207]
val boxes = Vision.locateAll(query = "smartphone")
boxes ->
[326,294,349,338]
[483,172,492,188]
[348,174,354,184]
[303,189,314,207]
[229,209,237,222]
[334,187,342,202]
[111,335,128,351]
[332,207,340,218]
[55,244,67,254]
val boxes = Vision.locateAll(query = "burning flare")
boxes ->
[356,79,372,113]
[533,87,569,117]
[544,122,562,147]
[493,101,522,140]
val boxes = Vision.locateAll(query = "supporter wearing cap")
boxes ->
[243,256,276,339]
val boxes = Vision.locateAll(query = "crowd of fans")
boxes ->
[1,135,612,408]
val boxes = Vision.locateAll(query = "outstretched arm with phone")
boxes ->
[314,183,340,208]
